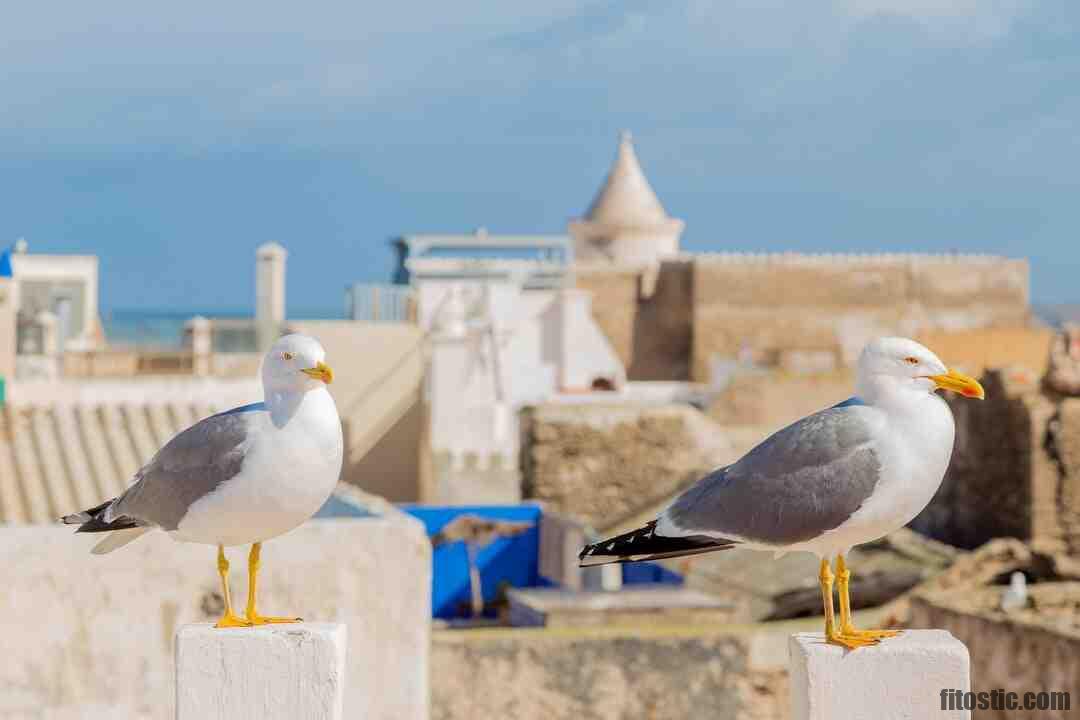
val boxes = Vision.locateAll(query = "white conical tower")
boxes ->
[569,131,684,265]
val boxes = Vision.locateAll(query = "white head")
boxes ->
[261,334,334,394]
[856,337,984,403]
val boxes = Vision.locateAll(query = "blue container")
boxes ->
[622,561,683,585]
[400,503,545,619]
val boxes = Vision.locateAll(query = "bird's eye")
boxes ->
[281,351,294,361]
[904,356,919,365]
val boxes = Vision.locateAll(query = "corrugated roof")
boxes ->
[583,131,671,227]
[0,402,222,525]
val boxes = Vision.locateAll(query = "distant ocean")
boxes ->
[102,308,342,348]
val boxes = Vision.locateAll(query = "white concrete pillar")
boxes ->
[176,623,347,720]
[256,242,287,351]
[789,630,971,720]
[186,316,212,377]
[37,310,58,358]
[36,310,60,378]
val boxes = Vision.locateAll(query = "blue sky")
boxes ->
[2,1,1077,313]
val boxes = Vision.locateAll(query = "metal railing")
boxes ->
[345,284,415,323]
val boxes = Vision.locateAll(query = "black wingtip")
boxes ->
[60,498,139,533]
[578,521,737,568]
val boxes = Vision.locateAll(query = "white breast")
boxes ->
[174,389,344,547]
[803,392,955,558]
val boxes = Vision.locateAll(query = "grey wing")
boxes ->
[662,407,882,546]
[107,408,260,530]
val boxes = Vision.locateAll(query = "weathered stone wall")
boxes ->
[912,369,1080,553]
[520,403,732,532]
[910,588,1080,720]
[575,268,639,375]
[912,371,1047,549]
[431,625,789,720]
[578,255,1029,384]
[576,262,693,381]
[707,371,855,429]
[691,254,1030,381]
[1052,399,1080,554]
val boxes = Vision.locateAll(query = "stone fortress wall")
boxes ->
[579,252,1030,383]
[569,134,1031,385]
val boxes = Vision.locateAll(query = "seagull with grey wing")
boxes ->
[580,337,984,649]
[62,334,343,629]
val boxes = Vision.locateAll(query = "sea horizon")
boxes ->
[102,306,343,348]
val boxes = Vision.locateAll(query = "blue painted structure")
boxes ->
[623,561,684,585]
[398,503,683,620]
[400,503,546,619]
[317,495,683,619]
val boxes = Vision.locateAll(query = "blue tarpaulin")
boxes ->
[398,503,683,619]
[400,504,544,619]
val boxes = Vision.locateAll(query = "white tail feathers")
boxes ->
[91,527,151,555]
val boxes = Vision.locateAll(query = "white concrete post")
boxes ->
[256,242,287,351]
[176,623,347,720]
[37,310,58,358]
[789,630,971,720]
[187,315,212,377]
[36,310,60,379]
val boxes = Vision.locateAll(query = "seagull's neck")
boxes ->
[264,386,326,428]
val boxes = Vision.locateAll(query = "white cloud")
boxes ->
[839,0,1035,40]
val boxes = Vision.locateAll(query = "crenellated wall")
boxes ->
[690,252,1029,380]
[578,253,1030,383]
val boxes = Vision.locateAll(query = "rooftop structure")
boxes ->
[0,395,245,524]
[0,248,14,382]
[569,131,684,266]
[7,241,102,354]
[392,230,572,289]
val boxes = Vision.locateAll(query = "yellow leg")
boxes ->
[820,558,838,637]
[245,542,302,625]
[214,545,251,628]
[821,557,875,650]
[837,554,900,642]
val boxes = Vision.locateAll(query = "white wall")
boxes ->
[0,516,430,720]
[422,279,627,467]
[0,277,15,381]
[10,253,100,350]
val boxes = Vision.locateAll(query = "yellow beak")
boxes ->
[301,361,334,385]
[928,368,984,400]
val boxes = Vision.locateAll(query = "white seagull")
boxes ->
[580,337,984,649]
[63,334,343,628]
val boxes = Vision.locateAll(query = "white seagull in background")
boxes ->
[580,337,984,649]
[63,334,343,628]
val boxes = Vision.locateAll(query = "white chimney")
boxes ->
[255,243,287,351]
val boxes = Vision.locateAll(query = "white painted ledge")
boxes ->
[176,623,347,720]
[789,630,971,720]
